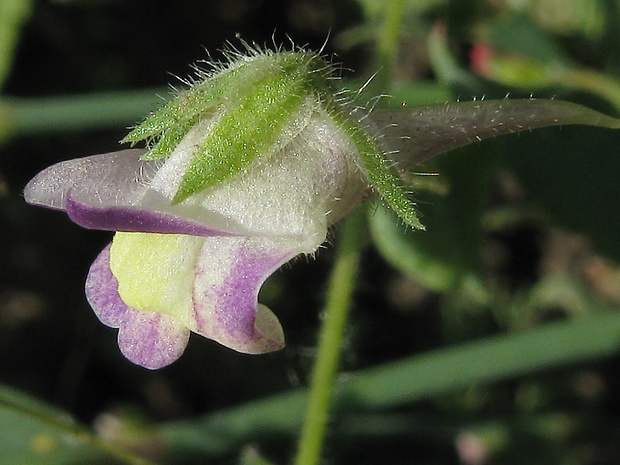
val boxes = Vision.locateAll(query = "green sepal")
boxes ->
[145,117,199,160]
[357,145,424,231]
[173,75,306,202]
[122,52,296,157]
[122,48,338,201]
[172,51,335,203]
[335,112,424,230]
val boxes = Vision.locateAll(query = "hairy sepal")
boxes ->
[122,48,339,204]
[335,111,424,230]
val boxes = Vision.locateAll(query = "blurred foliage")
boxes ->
[2,1,620,464]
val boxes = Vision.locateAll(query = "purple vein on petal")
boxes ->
[66,194,236,237]
[192,237,294,353]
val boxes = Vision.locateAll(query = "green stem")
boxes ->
[372,0,406,93]
[0,0,32,89]
[0,89,165,140]
[557,67,620,114]
[293,207,367,465]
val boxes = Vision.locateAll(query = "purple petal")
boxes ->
[117,310,190,370]
[85,245,190,369]
[24,114,368,240]
[85,244,129,327]
[190,236,297,353]
[66,194,235,236]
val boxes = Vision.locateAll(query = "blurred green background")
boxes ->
[2,1,620,464]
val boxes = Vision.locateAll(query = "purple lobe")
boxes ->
[85,245,190,369]
[66,195,235,236]
[191,236,295,353]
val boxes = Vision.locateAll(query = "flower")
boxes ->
[24,44,620,369]
[25,105,368,368]
[25,47,380,369]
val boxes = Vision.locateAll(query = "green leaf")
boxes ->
[0,385,155,465]
[386,80,453,106]
[369,204,461,291]
[159,310,620,460]
[484,14,571,65]
[0,0,32,90]
[370,99,620,170]
[365,98,620,245]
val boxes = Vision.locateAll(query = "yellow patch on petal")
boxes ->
[109,232,203,324]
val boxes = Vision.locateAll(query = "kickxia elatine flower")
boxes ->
[24,43,620,369]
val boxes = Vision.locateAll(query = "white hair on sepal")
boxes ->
[137,158,165,186]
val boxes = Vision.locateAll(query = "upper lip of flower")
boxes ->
[24,105,369,249]
[24,148,241,236]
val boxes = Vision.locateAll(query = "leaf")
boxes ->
[483,14,571,64]
[0,386,103,465]
[370,99,620,170]
[369,204,460,291]
[0,385,154,465]
[367,98,619,262]
[158,311,620,460]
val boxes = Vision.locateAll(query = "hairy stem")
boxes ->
[293,207,366,465]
